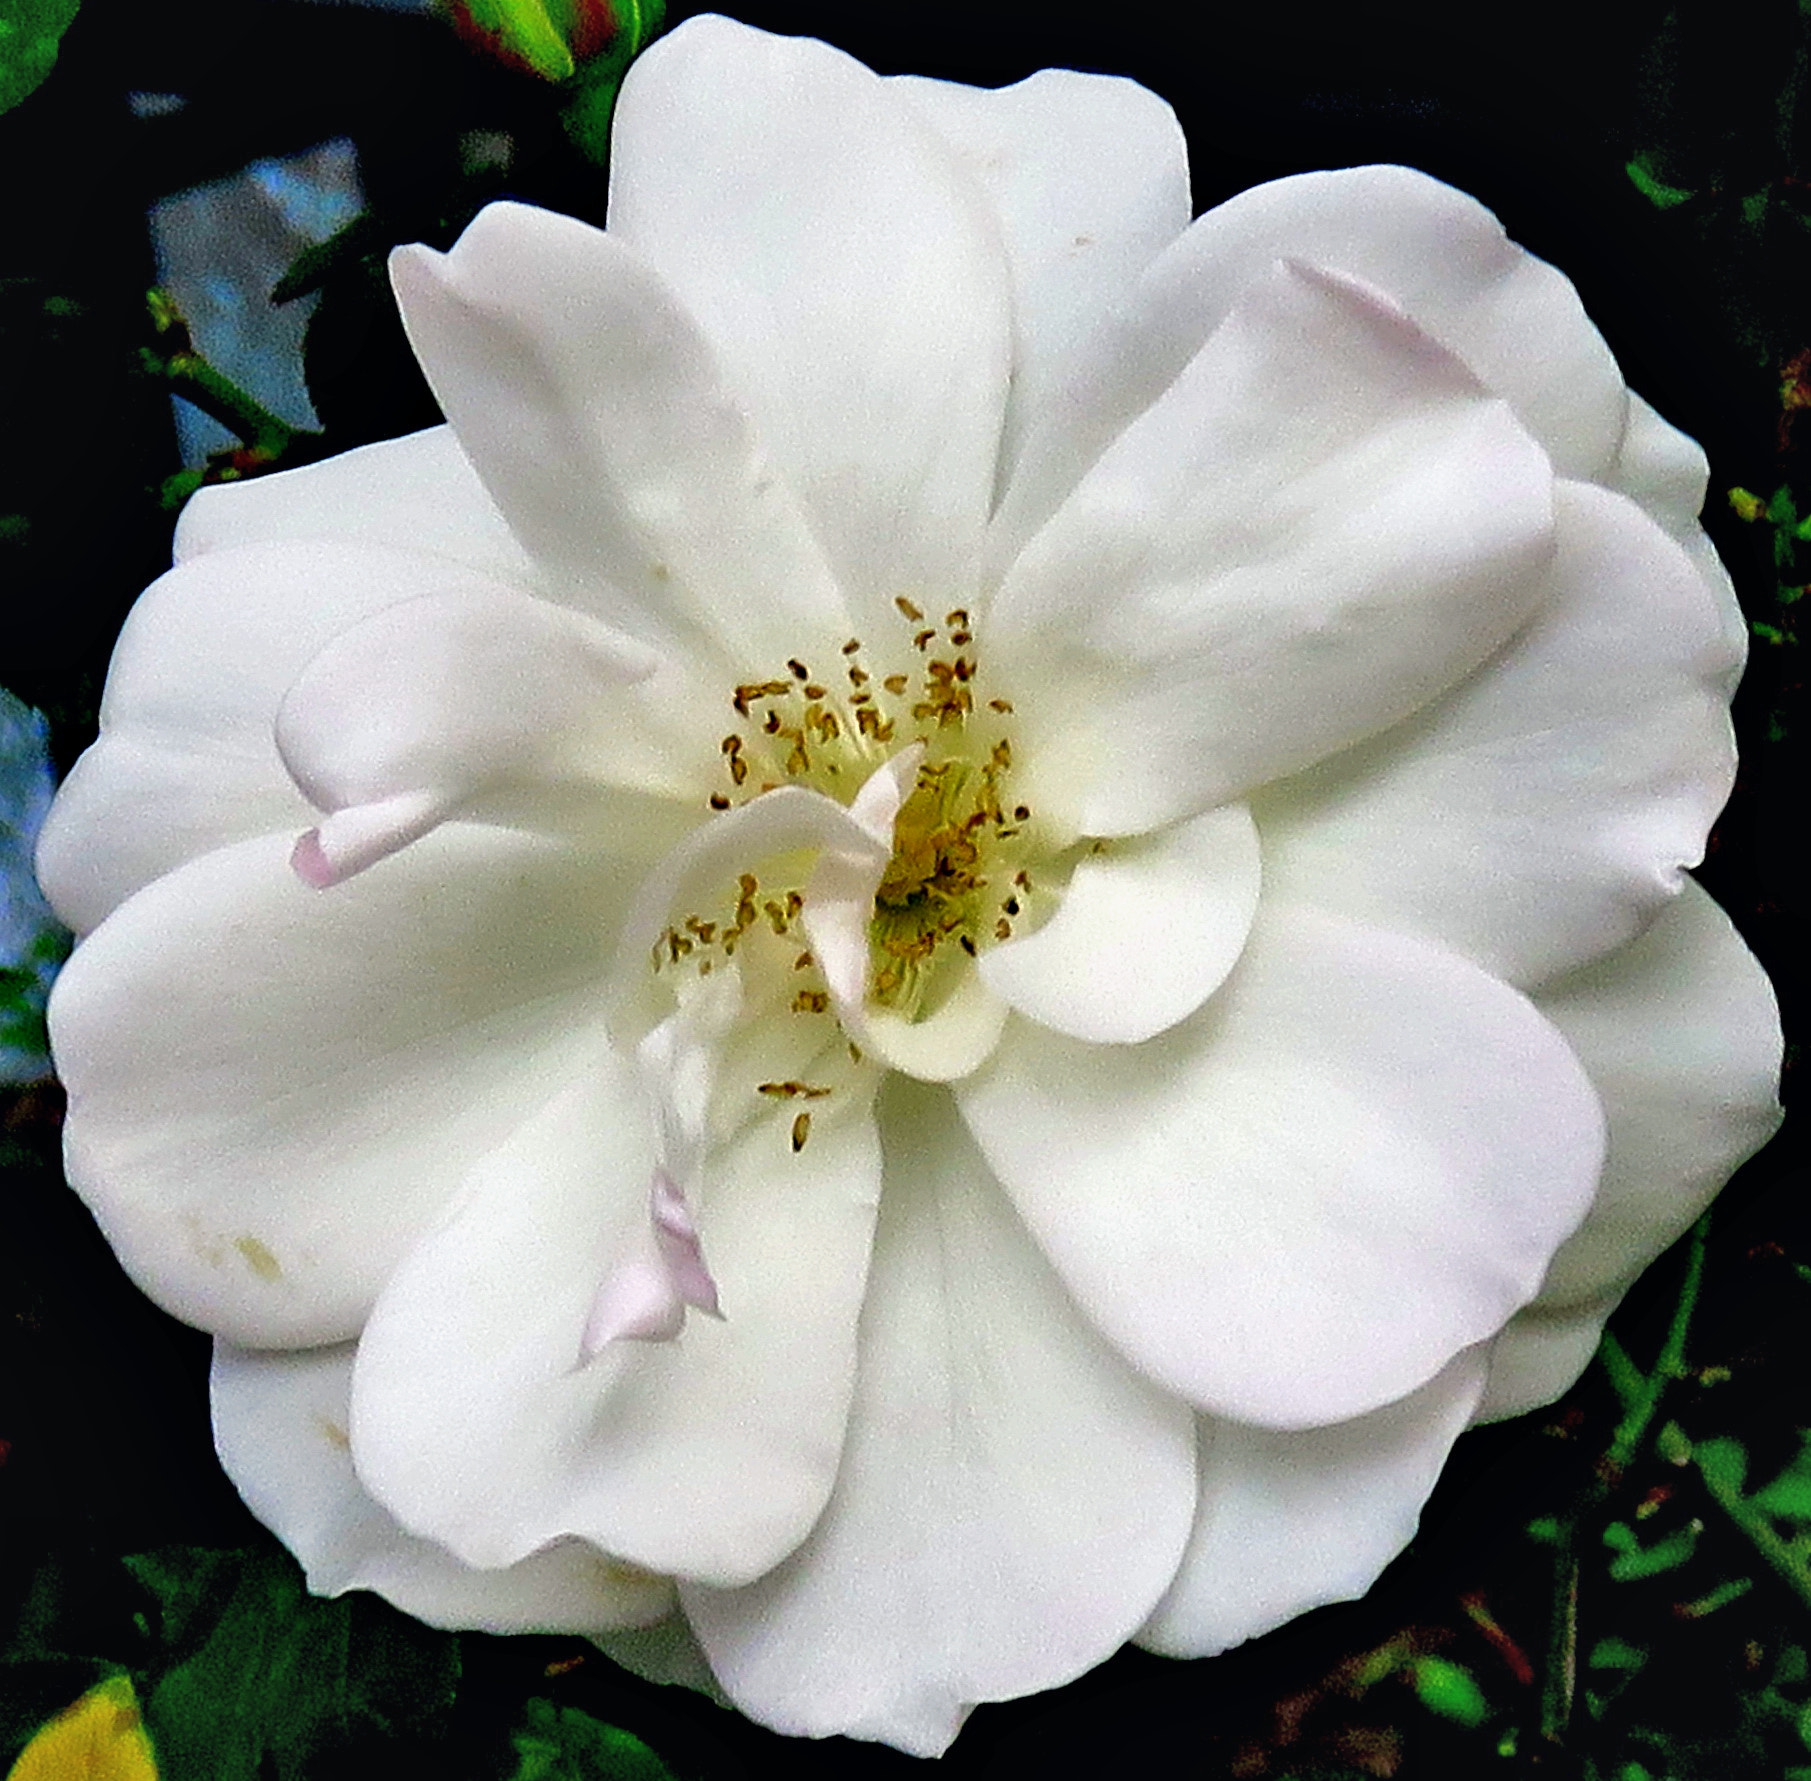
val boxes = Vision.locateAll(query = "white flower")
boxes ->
[37,14,1782,1757]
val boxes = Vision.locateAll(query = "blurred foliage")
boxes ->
[0,0,79,117]
[506,1698,677,1781]
[0,689,65,1084]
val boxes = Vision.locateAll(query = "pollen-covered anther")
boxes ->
[692,601,1038,1022]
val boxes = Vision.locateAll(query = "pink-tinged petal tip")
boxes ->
[651,1170,724,1319]
[290,829,339,889]
[578,1171,725,1363]
[581,1257,687,1357]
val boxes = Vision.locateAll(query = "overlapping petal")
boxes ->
[1139,1348,1489,1658]
[173,425,531,583]
[978,802,1261,1043]
[990,260,1554,836]
[1529,880,1781,1308]
[50,826,626,1348]
[1605,393,1748,683]
[890,65,1189,500]
[390,201,852,673]
[1255,481,1739,987]
[1473,881,1782,1421]
[213,1342,673,1633]
[349,1026,883,1589]
[35,540,504,934]
[683,1079,1195,1756]
[1474,1300,1618,1427]
[960,904,1605,1430]
[272,585,694,885]
[994,162,1624,567]
[608,15,1011,637]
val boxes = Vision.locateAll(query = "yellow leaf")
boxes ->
[7,1677,158,1781]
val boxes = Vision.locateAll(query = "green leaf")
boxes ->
[0,0,79,116]
[1625,152,1695,209]
[1752,1436,1811,1523]
[1603,1518,1701,1581]
[1679,1575,1752,1616]
[1694,1435,1749,1499]
[124,1546,458,1781]
[1588,1636,1647,1671]
[507,1699,677,1781]
[270,213,385,306]
[1407,1656,1489,1728]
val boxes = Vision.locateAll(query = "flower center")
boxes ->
[649,601,1044,1143]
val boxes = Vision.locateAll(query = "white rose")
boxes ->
[37,13,1781,1757]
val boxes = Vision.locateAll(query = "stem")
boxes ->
[140,288,318,462]
[1540,1214,1712,1747]
[1605,1215,1708,1476]
[1540,1553,1578,1743]
[1596,1330,1644,1414]
[157,351,302,458]
[1694,1456,1811,1614]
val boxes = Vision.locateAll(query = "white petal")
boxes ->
[1604,393,1748,684]
[349,1031,883,1588]
[595,1618,729,1703]
[212,1342,671,1633]
[174,425,530,585]
[609,16,1011,633]
[840,971,1010,1085]
[49,826,625,1347]
[979,802,1261,1043]
[684,1078,1196,1757]
[1473,1301,1615,1424]
[991,260,1554,836]
[272,585,684,883]
[1525,881,1780,1311]
[1138,1348,1488,1658]
[389,202,851,670]
[958,904,1605,1430]
[36,540,508,935]
[996,163,1622,566]
[889,66,1189,500]
[1606,392,1712,539]
[1256,481,1740,987]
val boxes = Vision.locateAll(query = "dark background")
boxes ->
[1,2,1807,1775]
